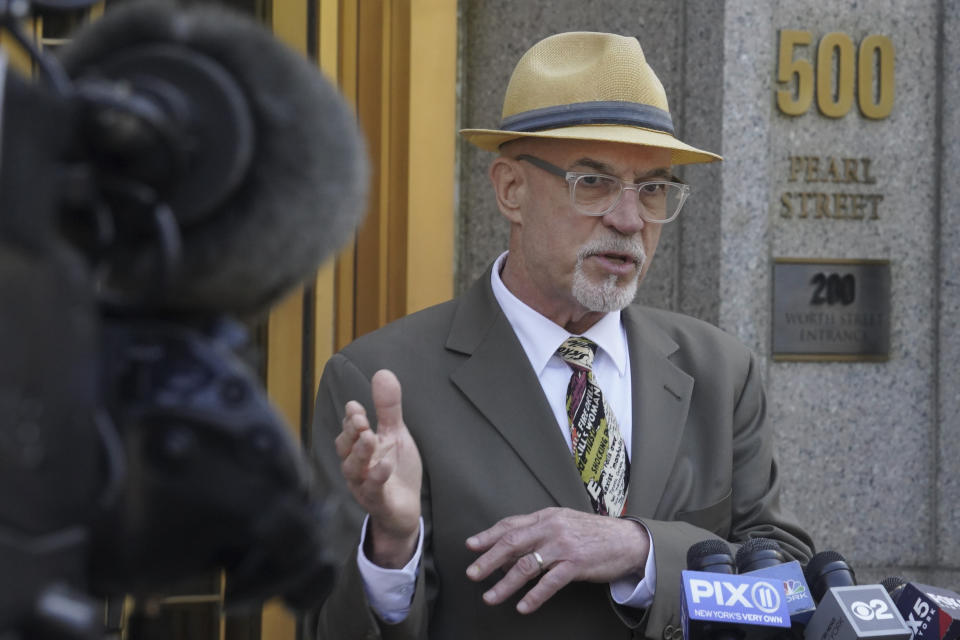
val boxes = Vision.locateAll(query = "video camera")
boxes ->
[0,1,368,637]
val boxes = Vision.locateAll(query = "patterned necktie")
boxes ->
[557,336,630,516]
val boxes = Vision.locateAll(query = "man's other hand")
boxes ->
[465,507,650,613]
[336,369,422,568]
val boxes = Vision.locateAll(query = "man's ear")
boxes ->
[489,157,525,224]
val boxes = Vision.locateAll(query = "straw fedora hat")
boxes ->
[460,32,721,165]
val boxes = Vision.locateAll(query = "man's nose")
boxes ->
[602,187,646,235]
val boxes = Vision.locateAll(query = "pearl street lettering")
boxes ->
[780,156,884,221]
[788,156,876,183]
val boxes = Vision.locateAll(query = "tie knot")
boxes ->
[557,336,597,370]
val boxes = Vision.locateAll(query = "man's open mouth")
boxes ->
[597,252,637,265]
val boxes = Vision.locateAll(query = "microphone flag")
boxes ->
[681,570,791,631]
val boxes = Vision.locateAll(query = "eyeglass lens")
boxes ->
[572,175,684,219]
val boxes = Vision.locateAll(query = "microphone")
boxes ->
[681,540,790,640]
[688,539,738,574]
[55,0,369,316]
[805,550,857,603]
[882,577,960,640]
[737,538,816,625]
[802,551,910,640]
[736,538,788,573]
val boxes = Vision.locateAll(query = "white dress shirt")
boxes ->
[357,251,655,621]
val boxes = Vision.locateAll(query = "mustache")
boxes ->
[576,236,647,265]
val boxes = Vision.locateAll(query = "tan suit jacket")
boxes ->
[311,268,813,640]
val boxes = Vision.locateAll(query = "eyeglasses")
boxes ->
[516,154,690,223]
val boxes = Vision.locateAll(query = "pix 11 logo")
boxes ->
[682,571,791,628]
[688,578,783,614]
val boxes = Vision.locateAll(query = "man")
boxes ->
[312,32,814,640]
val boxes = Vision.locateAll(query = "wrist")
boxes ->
[618,516,651,577]
[366,519,419,569]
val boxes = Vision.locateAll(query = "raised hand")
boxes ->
[335,369,422,568]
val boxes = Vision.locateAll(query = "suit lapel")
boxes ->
[444,270,695,516]
[622,306,694,518]
[447,271,591,511]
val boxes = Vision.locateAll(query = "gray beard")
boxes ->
[571,239,646,313]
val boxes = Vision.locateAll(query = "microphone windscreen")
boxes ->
[881,576,907,596]
[804,550,857,602]
[686,539,736,573]
[735,537,785,573]
[58,1,368,316]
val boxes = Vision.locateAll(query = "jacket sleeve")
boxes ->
[310,353,433,640]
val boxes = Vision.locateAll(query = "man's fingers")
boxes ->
[466,512,539,552]
[478,552,573,615]
[340,416,398,483]
[371,369,404,434]
[466,508,648,613]
[344,399,367,419]
[335,401,370,459]
[516,564,574,614]
[465,511,545,580]
[479,551,544,605]
[340,429,377,482]
[466,527,542,581]
[366,439,398,484]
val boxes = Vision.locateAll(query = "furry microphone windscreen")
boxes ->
[57,1,369,316]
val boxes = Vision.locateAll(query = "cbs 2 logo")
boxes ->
[850,599,895,621]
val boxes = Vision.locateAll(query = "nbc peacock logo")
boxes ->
[784,579,807,601]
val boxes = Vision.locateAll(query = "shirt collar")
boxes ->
[489,251,628,377]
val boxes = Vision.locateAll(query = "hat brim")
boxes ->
[459,124,721,166]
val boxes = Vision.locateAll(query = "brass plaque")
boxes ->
[772,258,890,361]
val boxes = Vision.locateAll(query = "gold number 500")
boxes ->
[777,30,894,119]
